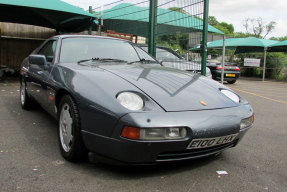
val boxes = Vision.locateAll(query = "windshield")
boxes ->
[60,37,157,63]
[141,46,183,61]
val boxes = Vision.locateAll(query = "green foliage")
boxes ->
[157,33,189,53]
[208,16,217,26]
[155,11,286,80]
[255,68,261,76]
[168,7,189,15]
[270,36,287,41]
[156,7,192,53]
[234,32,258,38]
[233,52,287,80]
[206,16,286,80]
[208,16,234,36]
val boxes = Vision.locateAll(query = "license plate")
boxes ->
[187,133,238,149]
[226,74,235,77]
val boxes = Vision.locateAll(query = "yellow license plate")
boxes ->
[226,74,235,77]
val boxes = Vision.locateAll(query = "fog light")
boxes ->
[240,115,254,130]
[167,128,180,137]
[166,128,187,139]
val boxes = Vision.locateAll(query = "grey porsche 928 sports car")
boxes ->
[20,35,254,164]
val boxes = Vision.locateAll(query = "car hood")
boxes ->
[99,64,238,112]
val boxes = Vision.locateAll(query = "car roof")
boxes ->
[53,34,129,42]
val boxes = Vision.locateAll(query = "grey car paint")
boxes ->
[20,35,254,164]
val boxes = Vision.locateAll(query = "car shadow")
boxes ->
[68,153,223,179]
[9,89,224,179]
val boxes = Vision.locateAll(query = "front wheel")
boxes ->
[58,95,87,162]
[227,80,236,84]
[20,80,33,110]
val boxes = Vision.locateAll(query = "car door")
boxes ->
[27,40,57,110]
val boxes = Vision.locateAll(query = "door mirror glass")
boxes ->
[29,55,47,66]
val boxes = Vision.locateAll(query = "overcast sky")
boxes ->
[63,0,287,38]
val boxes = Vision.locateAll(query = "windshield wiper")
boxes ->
[98,58,127,63]
[77,58,99,64]
[128,58,158,65]
[78,58,127,64]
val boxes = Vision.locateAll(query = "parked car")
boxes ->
[207,60,240,84]
[20,35,254,164]
[139,45,212,78]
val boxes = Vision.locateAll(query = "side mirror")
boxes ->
[29,55,47,67]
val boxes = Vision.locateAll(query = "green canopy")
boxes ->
[0,0,95,32]
[208,37,277,49]
[190,37,280,82]
[190,37,279,53]
[268,40,287,52]
[96,3,223,37]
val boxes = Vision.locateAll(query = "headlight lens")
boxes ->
[240,116,254,130]
[121,126,187,140]
[221,89,240,103]
[116,92,144,110]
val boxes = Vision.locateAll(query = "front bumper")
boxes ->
[82,104,253,164]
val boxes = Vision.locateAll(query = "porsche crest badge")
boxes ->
[200,100,208,106]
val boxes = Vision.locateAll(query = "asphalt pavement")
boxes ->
[0,77,286,192]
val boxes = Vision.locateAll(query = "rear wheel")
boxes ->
[58,95,87,162]
[20,80,33,110]
[227,80,236,84]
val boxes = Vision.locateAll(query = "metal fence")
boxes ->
[1,1,210,76]
[92,0,207,69]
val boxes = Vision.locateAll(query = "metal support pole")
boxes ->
[201,0,209,76]
[221,35,226,84]
[262,47,267,81]
[148,0,158,57]
[88,6,93,35]
[0,27,2,67]
[97,19,102,36]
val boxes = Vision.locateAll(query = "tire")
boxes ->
[227,80,236,84]
[20,80,33,110]
[58,95,87,162]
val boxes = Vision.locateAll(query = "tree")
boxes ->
[264,21,277,38]
[156,7,191,52]
[208,16,234,36]
[241,17,276,38]
[208,16,218,26]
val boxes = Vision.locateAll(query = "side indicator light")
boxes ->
[49,95,54,101]
[121,126,140,140]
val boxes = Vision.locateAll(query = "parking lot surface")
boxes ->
[0,77,286,192]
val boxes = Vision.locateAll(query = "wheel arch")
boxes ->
[55,89,77,111]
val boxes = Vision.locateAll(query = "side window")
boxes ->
[38,40,57,62]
